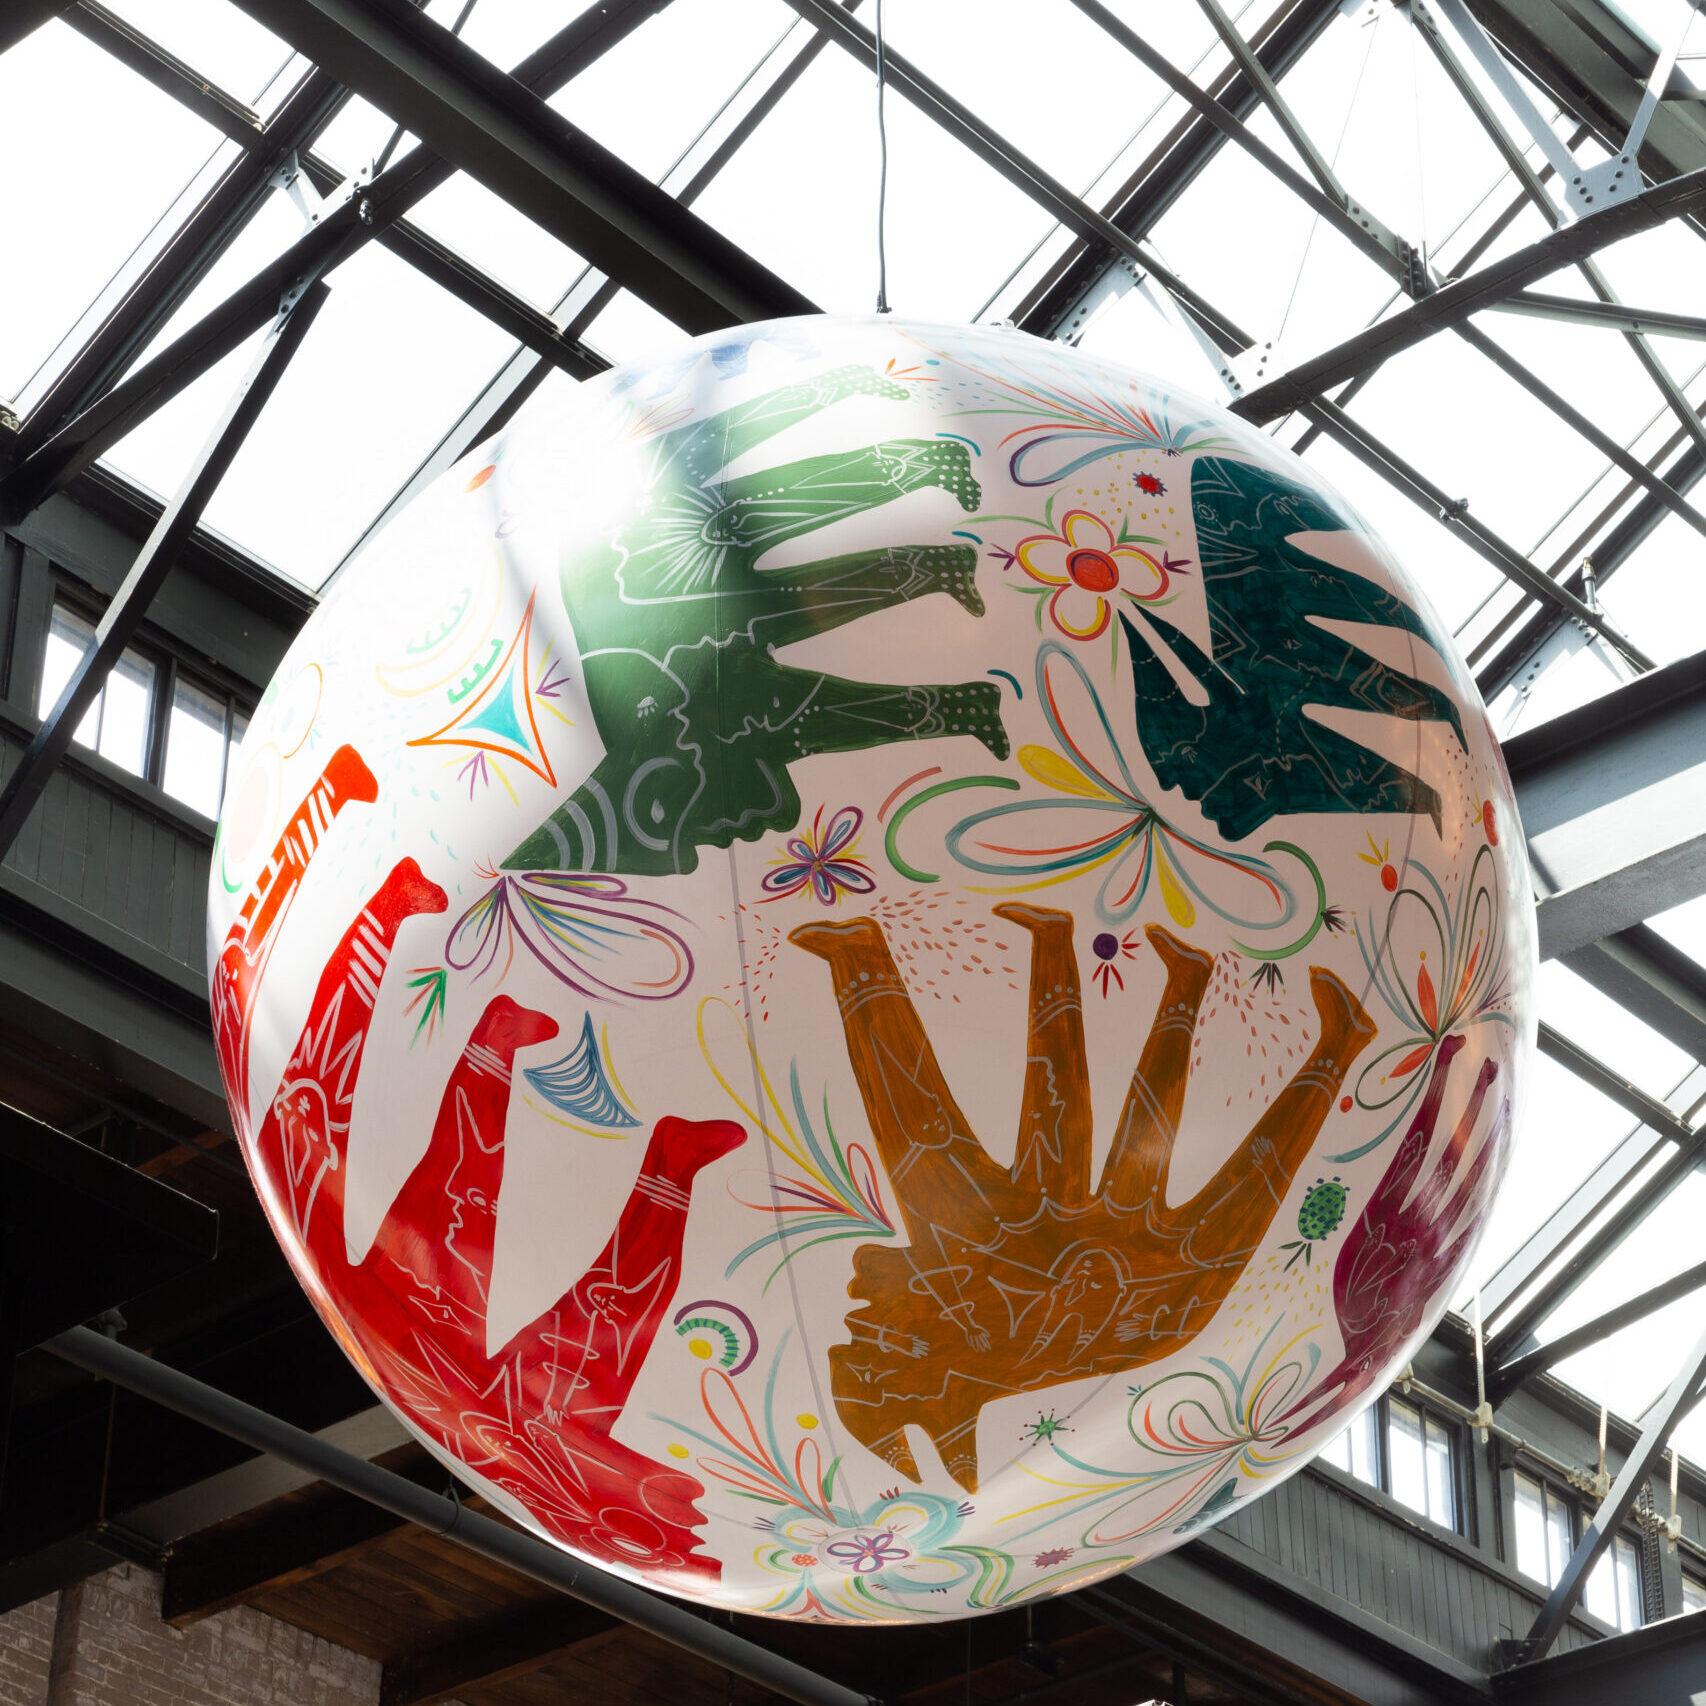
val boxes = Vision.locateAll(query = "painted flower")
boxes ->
[1132,472,1166,496]
[1090,929,1141,997]
[824,1528,910,1574]
[1013,509,1179,641]
[1033,1546,1075,1568]
[760,804,877,906]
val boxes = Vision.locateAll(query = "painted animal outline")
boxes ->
[215,749,743,1576]
[791,902,1377,1492]
[1283,1032,1508,1431]
[1123,456,1468,839]
[505,363,1009,877]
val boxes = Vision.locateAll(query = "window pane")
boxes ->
[1586,1549,1617,1625]
[1514,1474,1548,1584]
[221,709,249,819]
[39,605,100,751]
[1388,1398,1427,1517]
[1425,1417,1457,1531]
[1615,1534,1643,1631]
[98,648,156,776]
[1318,1425,1352,1474]
[1347,1405,1380,1487]
[163,676,228,819]
[1683,1573,1706,1615]
[1545,1490,1572,1589]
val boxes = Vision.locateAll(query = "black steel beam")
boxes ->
[1494,289,1706,341]
[1455,319,1706,545]
[1521,1313,1706,1655]
[1533,1020,1696,1147]
[1,3,668,520]
[61,2,265,145]
[0,1,71,53]
[1071,0,1411,279]
[1230,166,1706,423]
[296,154,608,382]
[1565,925,1706,1065]
[18,64,347,455]
[1296,396,1651,663]
[227,0,816,332]
[1495,1586,1706,1703]
[1492,1257,1706,1400]
[1485,1026,1706,1364]
[330,5,843,580]
[1013,0,1338,337]
[0,284,326,860]
[1504,647,1706,958]
[46,1326,874,1706]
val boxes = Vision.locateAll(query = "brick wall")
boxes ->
[0,1593,54,1704]
[0,1566,382,1706]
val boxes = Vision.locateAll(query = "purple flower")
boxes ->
[824,1529,910,1573]
[760,805,877,907]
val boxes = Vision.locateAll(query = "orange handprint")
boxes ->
[791,903,1376,1493]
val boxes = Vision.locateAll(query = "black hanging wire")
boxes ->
[874,0,891,313]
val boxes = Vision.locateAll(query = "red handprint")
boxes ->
[1285,1033,1507,1431]
[225,775,740,1581]
[212,744,377,1142]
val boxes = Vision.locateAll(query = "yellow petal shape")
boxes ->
[1158,850,1197,926]
[1019,744,1110,798]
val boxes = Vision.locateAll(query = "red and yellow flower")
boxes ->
[1013,508,1176,641]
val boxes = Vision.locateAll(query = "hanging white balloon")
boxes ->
[209,316,1533,1622]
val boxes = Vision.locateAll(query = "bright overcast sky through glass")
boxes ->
[5,0,1706,1463]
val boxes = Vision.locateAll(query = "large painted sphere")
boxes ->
[209,317,1533,1622]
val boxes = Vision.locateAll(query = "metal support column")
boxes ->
[1520,1315,1706,1658]
[44,1326,874,1706]
[0,283,327,861]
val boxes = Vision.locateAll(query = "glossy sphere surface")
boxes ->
[210,318,1533,1622]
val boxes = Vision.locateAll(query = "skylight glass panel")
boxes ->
[448,0,605,73]
[409,172,591,313]
[98,0,293,105]
[1144,118,1396,364]
[194,242,516,588]
[1646,892,1706,965]
[313,91,408,177]
[1596,499,1706,669]
[0,21,237,409]
[690,40,1055,321]
[101,184,318,560]
[1457,1045,1640,1298]
[881,0,1216,191]
[556,0,795,183]
[1544,1166,1706,1426]
[1335,334,1602,550]
[1538,960,1693,1098]
[1472,301,1690,475]
[1290,1,1508,263]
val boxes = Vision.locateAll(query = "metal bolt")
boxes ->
[358,196,374,225]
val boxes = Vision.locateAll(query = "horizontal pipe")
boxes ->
[46,1326,876,1706]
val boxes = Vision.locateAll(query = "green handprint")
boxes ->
[505,366,1008,876]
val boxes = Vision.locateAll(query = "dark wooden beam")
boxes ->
[161,1445,439,1626]
[378,1600,622,1706]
